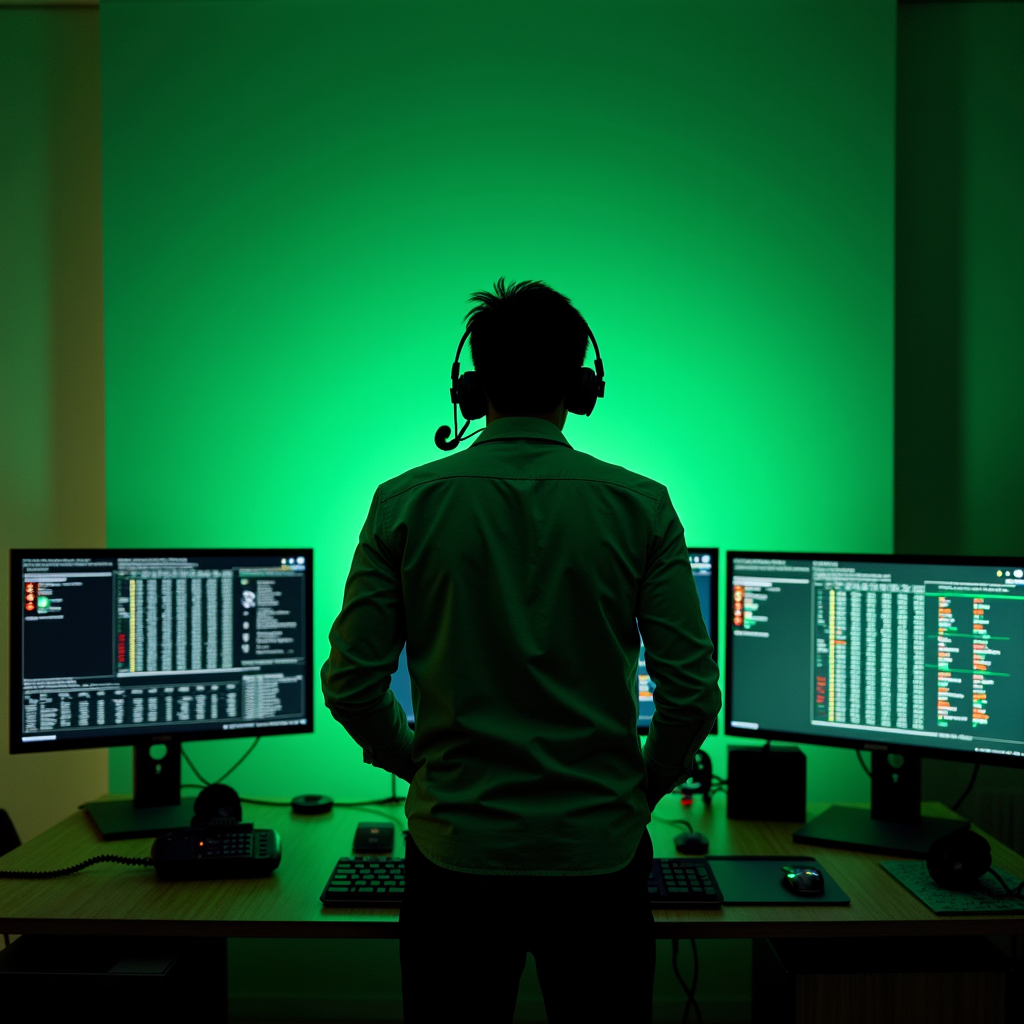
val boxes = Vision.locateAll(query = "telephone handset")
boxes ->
[150,784,282,881]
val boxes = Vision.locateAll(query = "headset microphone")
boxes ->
[433,325,605,452]
[434,426,459,452]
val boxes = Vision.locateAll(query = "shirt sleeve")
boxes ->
[320,487,417,783]
[637,490,722,808]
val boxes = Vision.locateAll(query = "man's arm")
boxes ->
[636,490,722,808]
[321,488,417,782]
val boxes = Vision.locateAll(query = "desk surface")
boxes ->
[1,797,1021,940]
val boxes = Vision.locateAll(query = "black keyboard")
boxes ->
[648,858,723,908]
[321,857,406,905]
[319,857,723,908]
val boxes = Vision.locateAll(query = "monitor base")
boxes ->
[83,799,194,840]
[792,805,964,857]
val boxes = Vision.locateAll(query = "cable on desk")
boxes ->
[652,815,693,832]
[240,796,403,808]
[671,937,702,1024]
[855,750,873,778]
[180,785,404,810]
[0,855,154,880]
[985,868,1024,899]
[181,737,261,787]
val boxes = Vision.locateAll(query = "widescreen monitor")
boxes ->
[10,549,313,836]
[725,551,1024,853]
[389,547,718,732]
[725,551,1024,766]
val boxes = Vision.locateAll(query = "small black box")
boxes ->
[728,744,806,822]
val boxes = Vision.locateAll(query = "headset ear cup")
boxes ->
[926,827,992,889]
[566,367,598,417]
[457,371,488,421]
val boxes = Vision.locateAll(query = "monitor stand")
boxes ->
[793,751,965,857]
[83,740,194,840]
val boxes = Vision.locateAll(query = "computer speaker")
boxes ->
[727,744,806,822]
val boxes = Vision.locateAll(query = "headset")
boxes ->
[926,825,1024,898]
[434,326,606,451]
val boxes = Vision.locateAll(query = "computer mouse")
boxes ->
[781,865,824,896]
[673,831,709,856]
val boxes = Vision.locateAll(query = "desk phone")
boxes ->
[150,824,281,881]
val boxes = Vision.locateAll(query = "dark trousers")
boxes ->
[399,831,655,1023]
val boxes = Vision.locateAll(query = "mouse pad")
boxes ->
[880,860,1024,915]
[706,856,851,906]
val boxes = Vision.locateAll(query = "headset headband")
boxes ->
[434,326,605,451]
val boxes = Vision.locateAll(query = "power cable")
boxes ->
[181,737,260,787]
[671,937,702,1024]
[180,742,405,808]
[985,868,1024,900]
[0,855,153,879]
[651,815,693,831]
[180,785,403,809]
[951,762,981,812]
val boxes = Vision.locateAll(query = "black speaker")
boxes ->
[728,744,806,822]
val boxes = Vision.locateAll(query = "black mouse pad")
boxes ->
[706,856,851,906]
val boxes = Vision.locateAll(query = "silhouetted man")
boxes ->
[322,278,721,1023]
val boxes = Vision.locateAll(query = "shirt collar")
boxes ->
[471,416,573,449]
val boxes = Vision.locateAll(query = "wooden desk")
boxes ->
[1,797,1021,941]
[650,799,1024,939]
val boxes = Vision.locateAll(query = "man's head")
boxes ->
[465,278,590,419]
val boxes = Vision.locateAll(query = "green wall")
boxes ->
[102,0,895,813]
[895,2,1024,844]
[895,2,1024,559]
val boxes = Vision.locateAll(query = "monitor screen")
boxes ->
[726,552,1024,765]
[388,547,718,732]
[10,549,314,753]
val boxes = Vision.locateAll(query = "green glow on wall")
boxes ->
[103,0,894,802]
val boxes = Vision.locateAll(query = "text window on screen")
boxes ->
[18,553,310,745]
[728,557,1024,759]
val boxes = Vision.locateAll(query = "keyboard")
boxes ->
[319,857,723,908]
[321,857,406,906]
[648,858,723,907]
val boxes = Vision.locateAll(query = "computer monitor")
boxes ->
[726,551,1024,853]
[388,547,719,733]
[10,549,314,838]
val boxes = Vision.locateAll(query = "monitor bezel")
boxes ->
[724,549,1024,770]
[637,545,719,736]
[9,547,315,755]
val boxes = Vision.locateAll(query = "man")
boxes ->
[321,278,721,1023]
